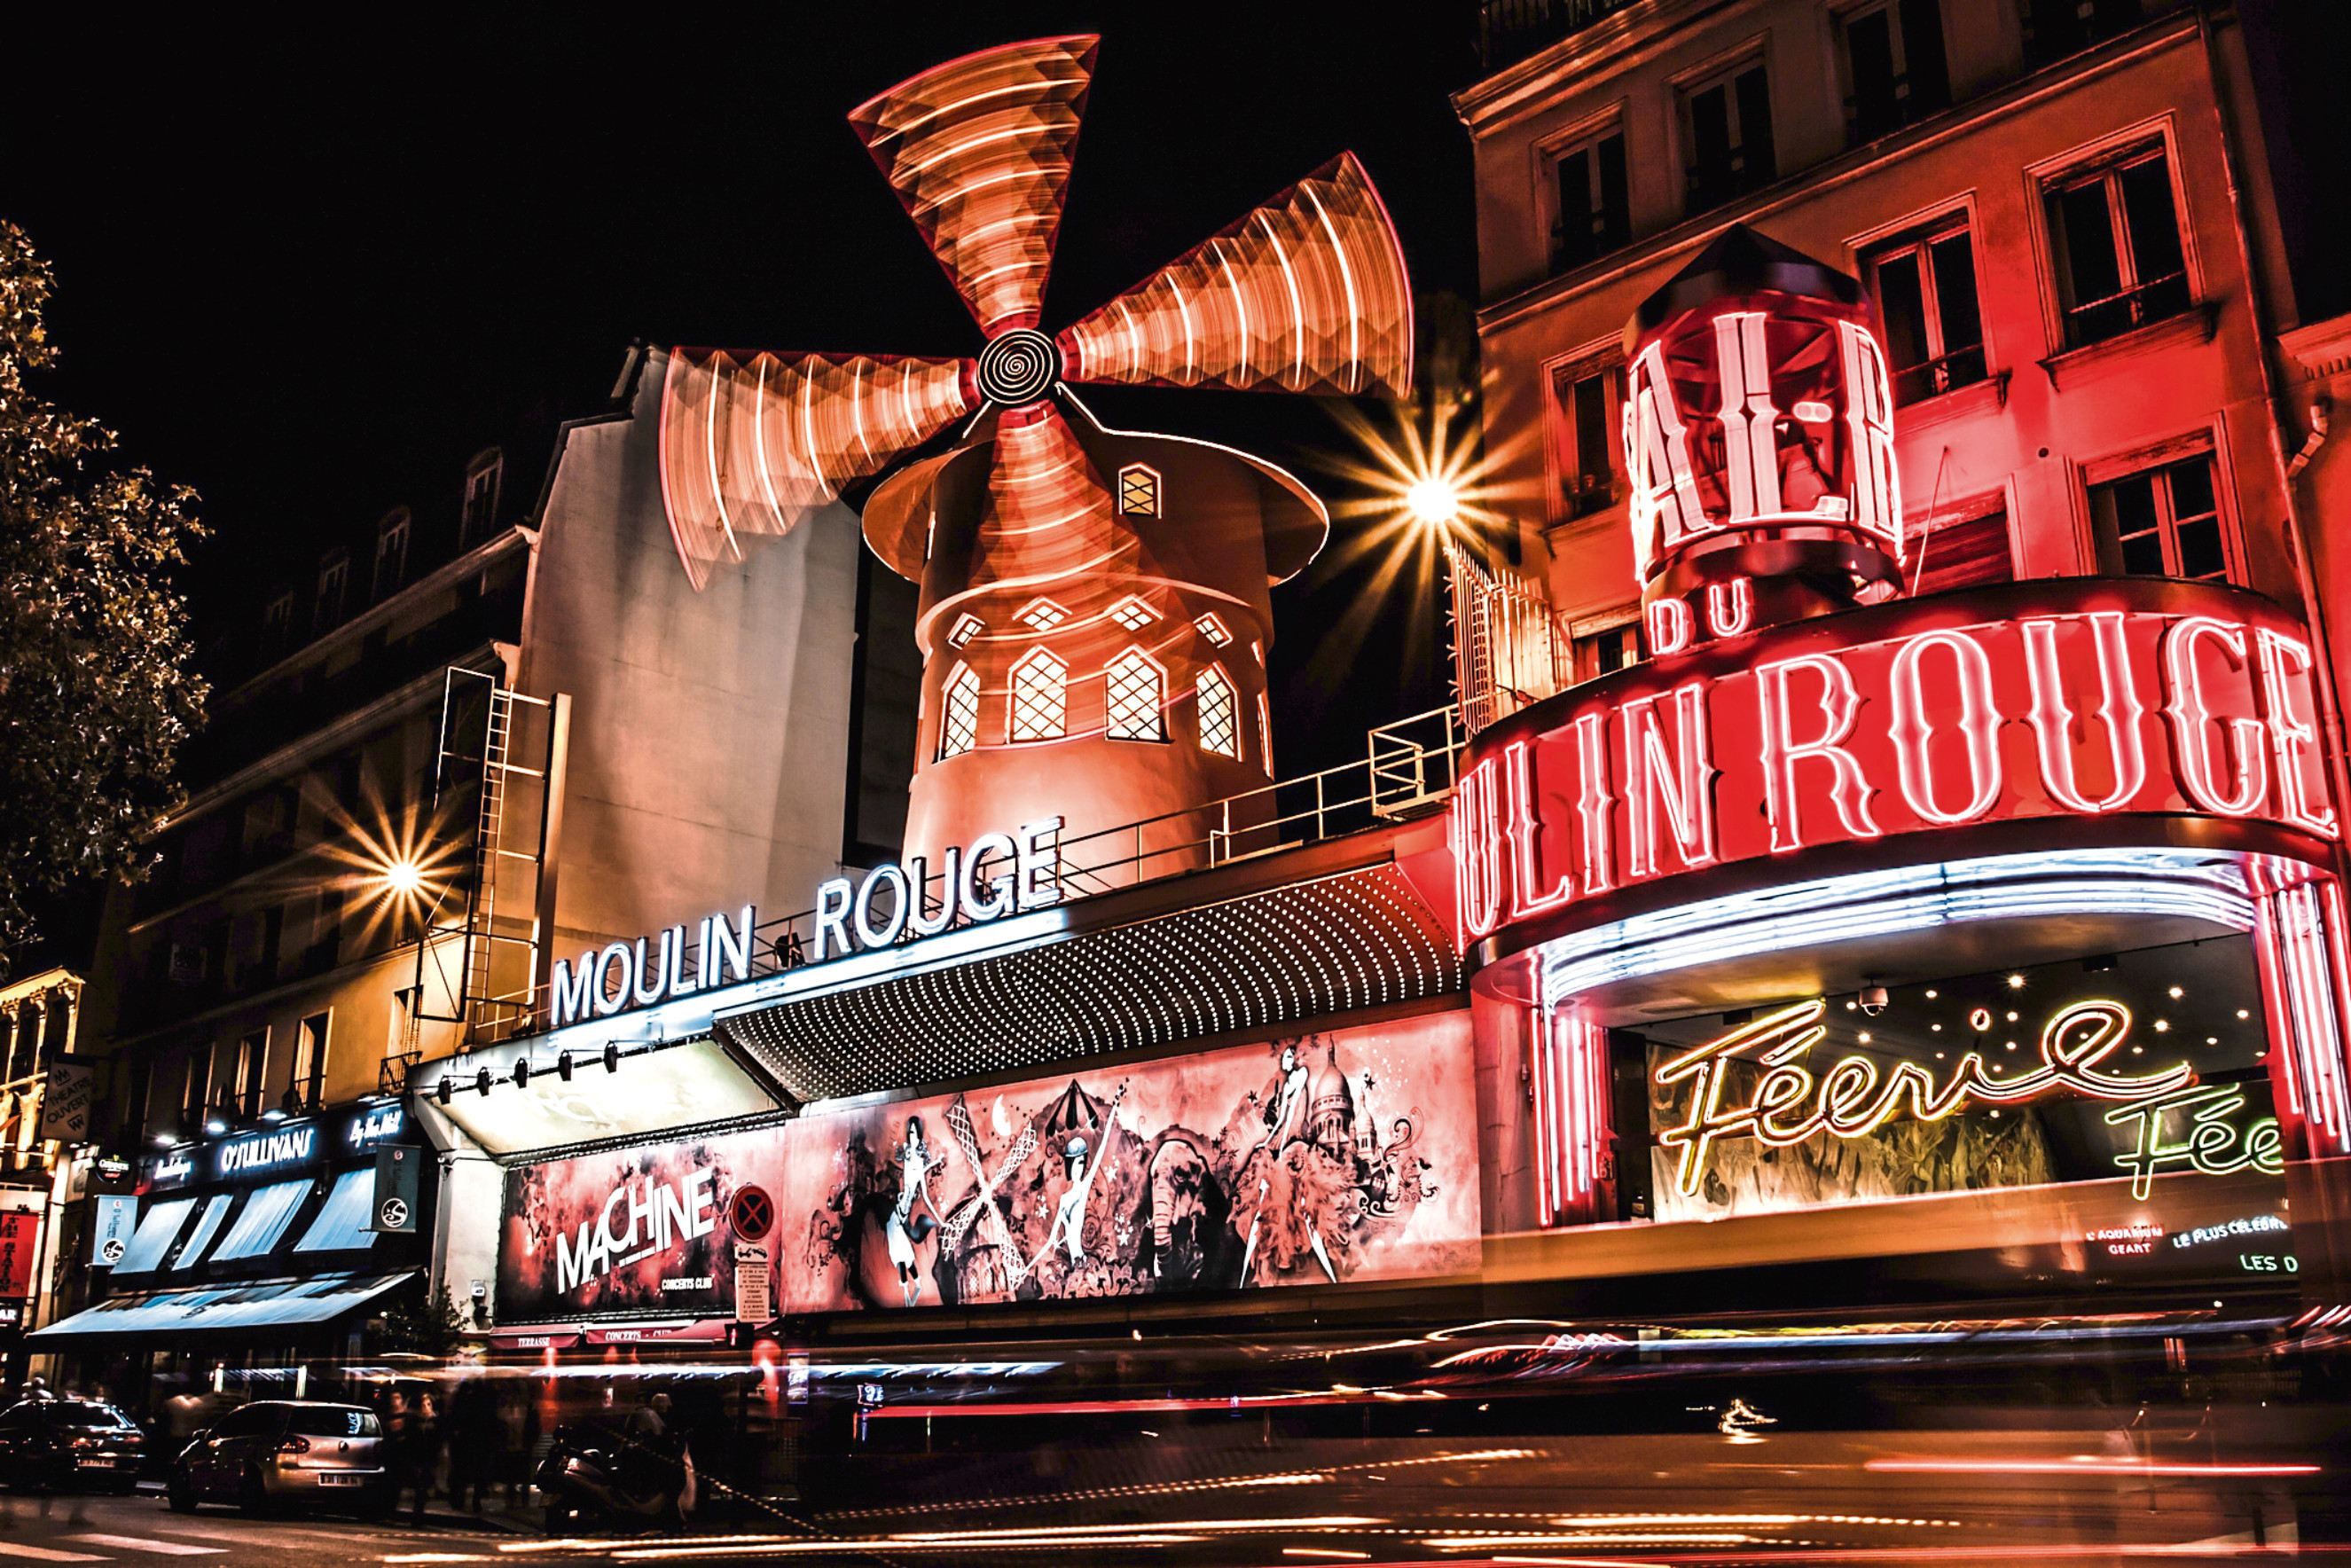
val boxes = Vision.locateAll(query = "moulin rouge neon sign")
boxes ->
[1655,996,2281,1197]
[1450,580,2335,946]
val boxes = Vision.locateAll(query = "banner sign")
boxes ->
[89,1194,136,1266]
[496,1010,1477,1321]
[1454,578,2334,950]
[372,1146,423,1233]
[36,1057,96,1144]
[0,1209,42,1299]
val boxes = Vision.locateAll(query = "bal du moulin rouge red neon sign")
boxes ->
[1451,581,2336,945]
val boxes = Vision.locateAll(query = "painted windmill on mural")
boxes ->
[654,35,1414,884]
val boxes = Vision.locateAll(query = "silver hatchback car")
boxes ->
[168,1400,387,1515]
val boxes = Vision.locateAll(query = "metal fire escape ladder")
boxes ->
[411,668,566,1047]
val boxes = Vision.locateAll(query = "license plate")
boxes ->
[318,1472,364,1486]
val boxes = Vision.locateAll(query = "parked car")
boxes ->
[0,1398,147,1494]
[167,1400,387,1516]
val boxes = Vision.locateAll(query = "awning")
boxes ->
[482,1325,584,1352]
[109,1197,196,1276]
[174,1194,236,1270]
[294,1169,378,1253]
[208,1180,310,1261]
[585,1319,729,1345]
[28,1270,415,1342]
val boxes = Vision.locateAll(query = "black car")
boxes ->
[0,1399,148,1494]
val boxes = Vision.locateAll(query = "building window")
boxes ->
[263,590,293,658]
[2090,454,2228,582]
[1838,0,1950,145]
[1109,595,1157,632]
[1549,127,1629,274]
[1910,499,2015,596]
[181,1052,210,1124]
[948,613,984,648]
[939,662,980,759]
[1104,649,1167,742]
[1195,664,1241,758]
[290,1012,330,1113]
[1548,360,1620,520]
[1257,691,1274,776]
[1008,647,1068,742]
[232,1029,269,1119]
[2044,142,2190,350]
[462,450,503,544]
[1118,464,1160,517]
[313,551,349,635]
[1866,216,1986,405]
[1016,598,1070,633]
[1571,609,1642,683]
[372,508,411,600]
[2024,0,2143,67]
[1194,611,1233,647]
[1681,59,1775,216]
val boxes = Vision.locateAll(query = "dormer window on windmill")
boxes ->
[947,613,984,649]
[1016,598,1070,633]
[1109,595,1157,631]
[1194,612,1233,647]
[1118,464,1161,517]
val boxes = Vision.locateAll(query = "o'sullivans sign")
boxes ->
[1451,578,2335,948]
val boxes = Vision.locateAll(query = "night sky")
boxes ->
[2,4,1488,780]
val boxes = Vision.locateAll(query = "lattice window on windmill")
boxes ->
[940,662,981,759]
[1105,649,1168,742]
[1008,648,1068,742]
[1195,663,1240,758]
[1118,464,1160,517]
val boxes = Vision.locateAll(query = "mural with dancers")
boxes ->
[495,1010,1477,1322]
[791,1009,1478,1308]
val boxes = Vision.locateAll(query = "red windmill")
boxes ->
[656,35,1414,888]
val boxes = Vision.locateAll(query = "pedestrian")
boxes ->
[408,1390,443,1522]
[445,1376,500,1512]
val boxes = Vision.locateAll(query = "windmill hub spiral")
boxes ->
[976,328,1061,407]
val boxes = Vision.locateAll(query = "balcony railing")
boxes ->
[1479,0,1641,74]
[1890,343,1989,407]
[2061,272,2190,350]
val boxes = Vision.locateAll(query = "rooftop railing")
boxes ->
[458,704,1468,1046]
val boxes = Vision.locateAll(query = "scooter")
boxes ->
[534,1414,695,1532]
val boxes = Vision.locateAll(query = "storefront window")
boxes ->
[1628,937,2284,1254]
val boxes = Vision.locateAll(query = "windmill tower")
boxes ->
[654,36,1413,886]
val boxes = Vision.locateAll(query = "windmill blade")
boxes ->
[657,349,975,591]
[1058,153,1415,398]
[850,35,1097,337]
[975,400,1131,591]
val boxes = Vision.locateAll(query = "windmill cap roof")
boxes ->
[1627,224,1865,346]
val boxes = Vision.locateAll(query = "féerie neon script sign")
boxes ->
[1655,998,2195,1196]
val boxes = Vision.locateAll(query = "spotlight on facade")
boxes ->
[513,1058,530,1090]
[261,1106,286,1124]
[476,1067,492,1097]
[1406,476,1460,528]
[558,1052,574,1082]
[602,1042,620,1074]
[203,1117,226,1135]
[382,858,426,897]
[153,1133,175,1149]
[437,1077,453,1107]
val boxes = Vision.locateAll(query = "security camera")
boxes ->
[1859,985,1890,1016]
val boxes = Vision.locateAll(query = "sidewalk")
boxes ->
[131,1479,538,1534]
